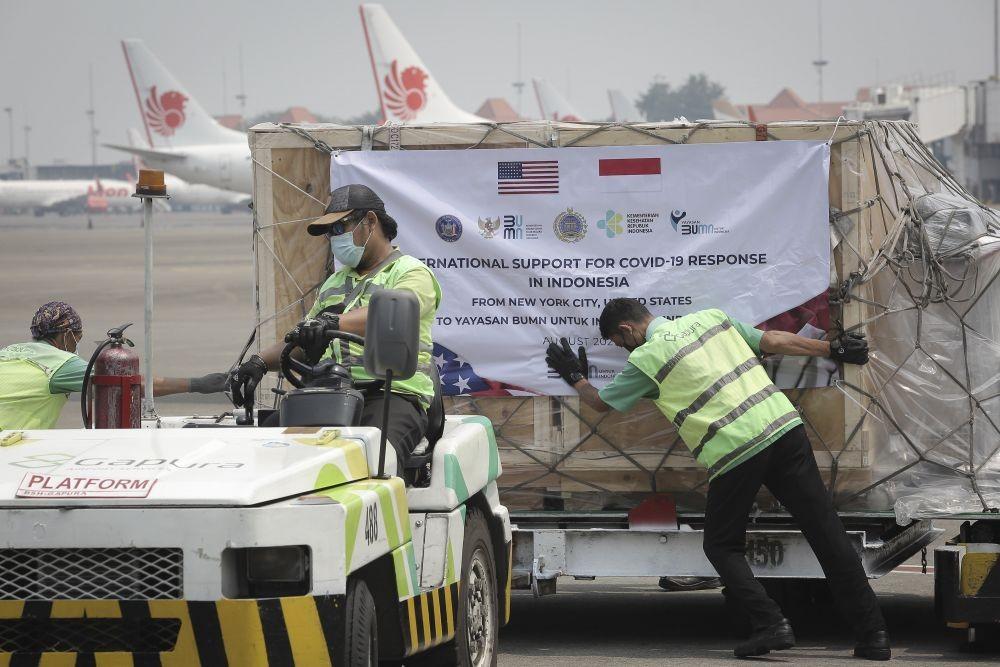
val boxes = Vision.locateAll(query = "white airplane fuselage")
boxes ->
[140,143,252,195]
[165,174,249,208]
[0,179,137,211]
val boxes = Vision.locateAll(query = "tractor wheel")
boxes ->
[344,577,379,666]
[409,508,498,666]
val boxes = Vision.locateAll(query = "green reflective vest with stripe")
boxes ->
[308,252,441,408]
[628,309,802,479]
[0,342,79,430]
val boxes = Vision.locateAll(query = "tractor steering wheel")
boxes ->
[279,330,366,388]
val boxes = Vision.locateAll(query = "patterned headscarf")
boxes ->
[30,301,83,340]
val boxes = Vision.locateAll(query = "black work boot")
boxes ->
[734,618,795,657]
[854,629,891,661]
[657,576,721,591]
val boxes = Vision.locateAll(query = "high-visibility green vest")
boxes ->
[308,252,441,408]
[0,341,79,430]
[628,309,802,478]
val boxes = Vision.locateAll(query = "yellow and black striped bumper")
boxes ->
[0,596,345,667]
[400,582,458,656]
[399,540,513,657]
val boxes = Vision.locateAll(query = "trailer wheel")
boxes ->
[345,577,379,667]
[410,508,498,667]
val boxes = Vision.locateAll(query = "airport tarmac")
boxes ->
[504,560,1000,666]
[0,211,254,426]
[1,212,997,664]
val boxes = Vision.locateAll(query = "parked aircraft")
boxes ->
[360,3,487,123]
[125,129,249,212]
[106,39,251,194]
[608,89,642,122]
[533,78,584,121]
[0,177,141,215]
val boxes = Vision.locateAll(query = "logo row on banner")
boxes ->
[433,208,721,243]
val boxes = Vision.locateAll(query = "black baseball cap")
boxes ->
[307,184,386,236]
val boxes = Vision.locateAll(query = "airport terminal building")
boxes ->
[847,79,1000,203]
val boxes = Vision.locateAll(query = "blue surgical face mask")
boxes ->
[330,221,373,268]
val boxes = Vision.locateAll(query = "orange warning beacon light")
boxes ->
[135,169,167,197]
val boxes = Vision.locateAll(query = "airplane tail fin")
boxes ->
[608,89,641,122]
[532,78,584,122]
[359,3,485,124]
[121,39,245,148]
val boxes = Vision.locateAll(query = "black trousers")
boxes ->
[359,393,428,475]
[703,424,886,637]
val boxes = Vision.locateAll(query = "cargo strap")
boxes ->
[279,123,335,155]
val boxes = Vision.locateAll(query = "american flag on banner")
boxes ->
[433,344,539,396]
[497,160,559,195]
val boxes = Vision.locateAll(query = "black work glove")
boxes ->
[290,314,340,365]
[229,354,267,407]
[189,372,229,394]
[830,331,869,365]
[545,337,589,386]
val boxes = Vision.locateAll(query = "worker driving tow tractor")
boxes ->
[545,298,890,661]
[228,184,441,481]
[0,301,228,430]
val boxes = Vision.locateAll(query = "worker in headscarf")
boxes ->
[0,302,228,429]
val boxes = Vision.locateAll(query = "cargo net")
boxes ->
[250,120,1000,522]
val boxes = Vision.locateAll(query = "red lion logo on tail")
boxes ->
[383,60,428,121]
[144,86,188,137]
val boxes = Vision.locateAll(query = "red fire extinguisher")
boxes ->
[81,323,142,429]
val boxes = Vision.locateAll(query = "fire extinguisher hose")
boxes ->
[81,339,113,429]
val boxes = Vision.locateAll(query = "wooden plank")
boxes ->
[854,137,892,472]
[529,449,867,471]
[268,147,331,341]
[249,123,547,150]
[251,147,275,353]
[248,120,870,151]
[837,137,869,460]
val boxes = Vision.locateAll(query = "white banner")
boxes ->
[330,141,831,396]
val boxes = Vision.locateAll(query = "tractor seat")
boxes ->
[400,362,445,484]
[405,415,499,511]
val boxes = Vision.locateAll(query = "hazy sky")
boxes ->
[0,0,994,165]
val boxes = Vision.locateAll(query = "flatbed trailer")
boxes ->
[510,509,1000,645]
[511,511,942,591]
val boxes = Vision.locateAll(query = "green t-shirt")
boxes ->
[49,355,87,394]
[598,315,765,412]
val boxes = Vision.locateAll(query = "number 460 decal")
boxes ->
[364,504,379,545]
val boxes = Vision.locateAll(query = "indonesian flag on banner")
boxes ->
[598,157,662,192]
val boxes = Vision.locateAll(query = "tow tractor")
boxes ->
[0,288,511,666]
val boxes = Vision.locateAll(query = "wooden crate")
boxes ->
[248,120,899,512]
